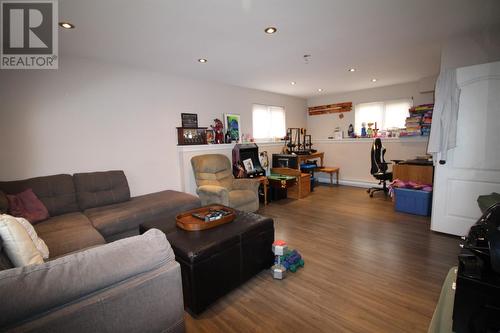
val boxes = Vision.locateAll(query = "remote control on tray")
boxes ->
[192,209,231,222]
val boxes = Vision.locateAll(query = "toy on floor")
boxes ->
[271,240,305,279]
[281,249,305,272]
[271,240,287,279]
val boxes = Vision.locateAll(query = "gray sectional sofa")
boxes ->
[0,170,201,332]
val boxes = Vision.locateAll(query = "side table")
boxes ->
[267,174,297,201]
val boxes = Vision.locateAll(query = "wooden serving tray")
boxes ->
[176,205,236,231]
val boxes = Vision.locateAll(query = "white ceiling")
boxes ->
[59,0,500,98]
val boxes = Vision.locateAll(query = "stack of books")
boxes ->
[401,104,434,136]
[420,105,433,136]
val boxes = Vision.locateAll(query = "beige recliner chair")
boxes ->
[191,154,260,212]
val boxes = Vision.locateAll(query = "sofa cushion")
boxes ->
[34,213,105,258]
[73,170,131,210]
[0,229,175,330]
[0,174,79,216]
[0,214,44,267]
[85,190,201,239]
[12,216,49,259]
[7,189,50,224]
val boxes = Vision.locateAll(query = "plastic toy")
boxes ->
[271,240,288,279]
[272,240,305,279]
[211,119,224,144]
[367,123,374,138]
[347,124,354,138]
[361,122,367,137]
[279,249,305,272]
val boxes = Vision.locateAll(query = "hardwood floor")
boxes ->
[184,185,460,333]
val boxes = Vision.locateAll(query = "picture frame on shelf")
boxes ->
[224,113,241,142]
[181,113,198,128]
[205,129,215,143]
[242,158,255,173]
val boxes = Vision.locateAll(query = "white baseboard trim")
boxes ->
[316,176,377,189]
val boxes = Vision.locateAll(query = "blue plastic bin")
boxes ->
[394,188,432,216]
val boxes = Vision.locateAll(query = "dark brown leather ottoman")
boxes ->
[140,211,274,315]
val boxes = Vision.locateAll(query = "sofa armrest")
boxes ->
[0,229,178,330]
[196,185,229,206]
[232,178,260,193]
[11,261,185,333]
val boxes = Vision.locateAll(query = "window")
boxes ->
[252,104,286,139]
[354,99,413,134]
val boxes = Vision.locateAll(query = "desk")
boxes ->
[393,163,434,184]
[267,174,297,201]
[297,152,324,168]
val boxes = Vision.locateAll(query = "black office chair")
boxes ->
[367,138,393,197]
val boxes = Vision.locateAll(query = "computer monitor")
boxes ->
[272,154,298,169]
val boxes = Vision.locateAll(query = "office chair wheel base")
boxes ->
[369,192,374,197]
[366,189,370,193]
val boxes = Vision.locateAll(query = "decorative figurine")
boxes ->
[373,121,379,138]
[361,122,367,137]
[211,119,224,144]
[234,161,245,178]
[347,124,354,138]
[224,131,231,144]
[367,122,374,138]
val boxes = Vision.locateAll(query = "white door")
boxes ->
[431,61,500,236]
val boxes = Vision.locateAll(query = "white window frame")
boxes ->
[354,98,413,134]
[252,104,286,140]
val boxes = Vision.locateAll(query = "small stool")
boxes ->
[317,167,340,185]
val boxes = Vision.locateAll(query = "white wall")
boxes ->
[440,26,500,70]
[307,80,435,139]
[0,57,307,195]
[314,138,429,186]
[305,81,435,185]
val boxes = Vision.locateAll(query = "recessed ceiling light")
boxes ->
[264,27,277,34]
[348,68,356,72]
[371,78,378,82]
[59,22,75,29]
[318,88,323,92]
[291,81,296,85]
[198,58,207,63]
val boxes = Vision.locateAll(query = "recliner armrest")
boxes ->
[232,178,260,193]
[196,185,230,206]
